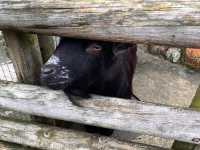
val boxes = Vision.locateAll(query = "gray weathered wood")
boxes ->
[0,118,166,150]
[0,108,31,122]
[0,82,200,144]
[0,1,200,47]
[38,35,55,63]
[2,31,44,125]
[2,30,43,84]
[172,86,200,150]
[0,141,36,150]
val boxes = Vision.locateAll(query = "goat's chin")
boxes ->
[42,82,67,90]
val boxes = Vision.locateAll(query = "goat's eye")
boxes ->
[86,43,102,55]
[93,45,102,50]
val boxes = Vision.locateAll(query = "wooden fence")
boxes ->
[1,0,200,48]
[0,0,199,149]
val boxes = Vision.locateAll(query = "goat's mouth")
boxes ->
[48,82,67,90]
[40,80,69,90]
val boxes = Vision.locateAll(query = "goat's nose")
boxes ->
[42,66,56,75]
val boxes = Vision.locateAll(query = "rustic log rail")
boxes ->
[0,1,200,149]
[0,118,167,150]
[0,0,200,47]
[0,141,36,150]
[0,81,200,145]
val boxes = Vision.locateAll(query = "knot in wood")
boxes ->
[43,130,52,138]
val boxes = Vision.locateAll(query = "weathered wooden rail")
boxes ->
[0,0,200,47]
[0,118,167,150]
[0,0,200,149]
[0,81,200,145]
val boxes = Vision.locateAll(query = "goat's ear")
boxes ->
[86,43,102,56]
[112,43,136,55]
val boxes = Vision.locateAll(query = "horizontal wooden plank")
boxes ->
[1,0,200,27]
[0,141,36,150]
[0,108,31,122]
[0,118,166,150]
[0,0,200,47]
[20,26,200,48]
[0,82,200,144]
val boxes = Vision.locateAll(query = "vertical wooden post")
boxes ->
[37,35,57,125]
[37,35,55,63]
[172,86,200,150]
[3,30,43,84]
[2,30,54,126]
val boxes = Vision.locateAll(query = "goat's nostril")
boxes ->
[43,67,55,74]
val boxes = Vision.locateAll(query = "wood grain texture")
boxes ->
[0,141,36,150]
[0,0,200,47]
[0,118,166,150]
[0,108,31,122]
[38,35,55,63]
[172,86,200,150]
[0,82,200,144]
[3,30,43,84]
